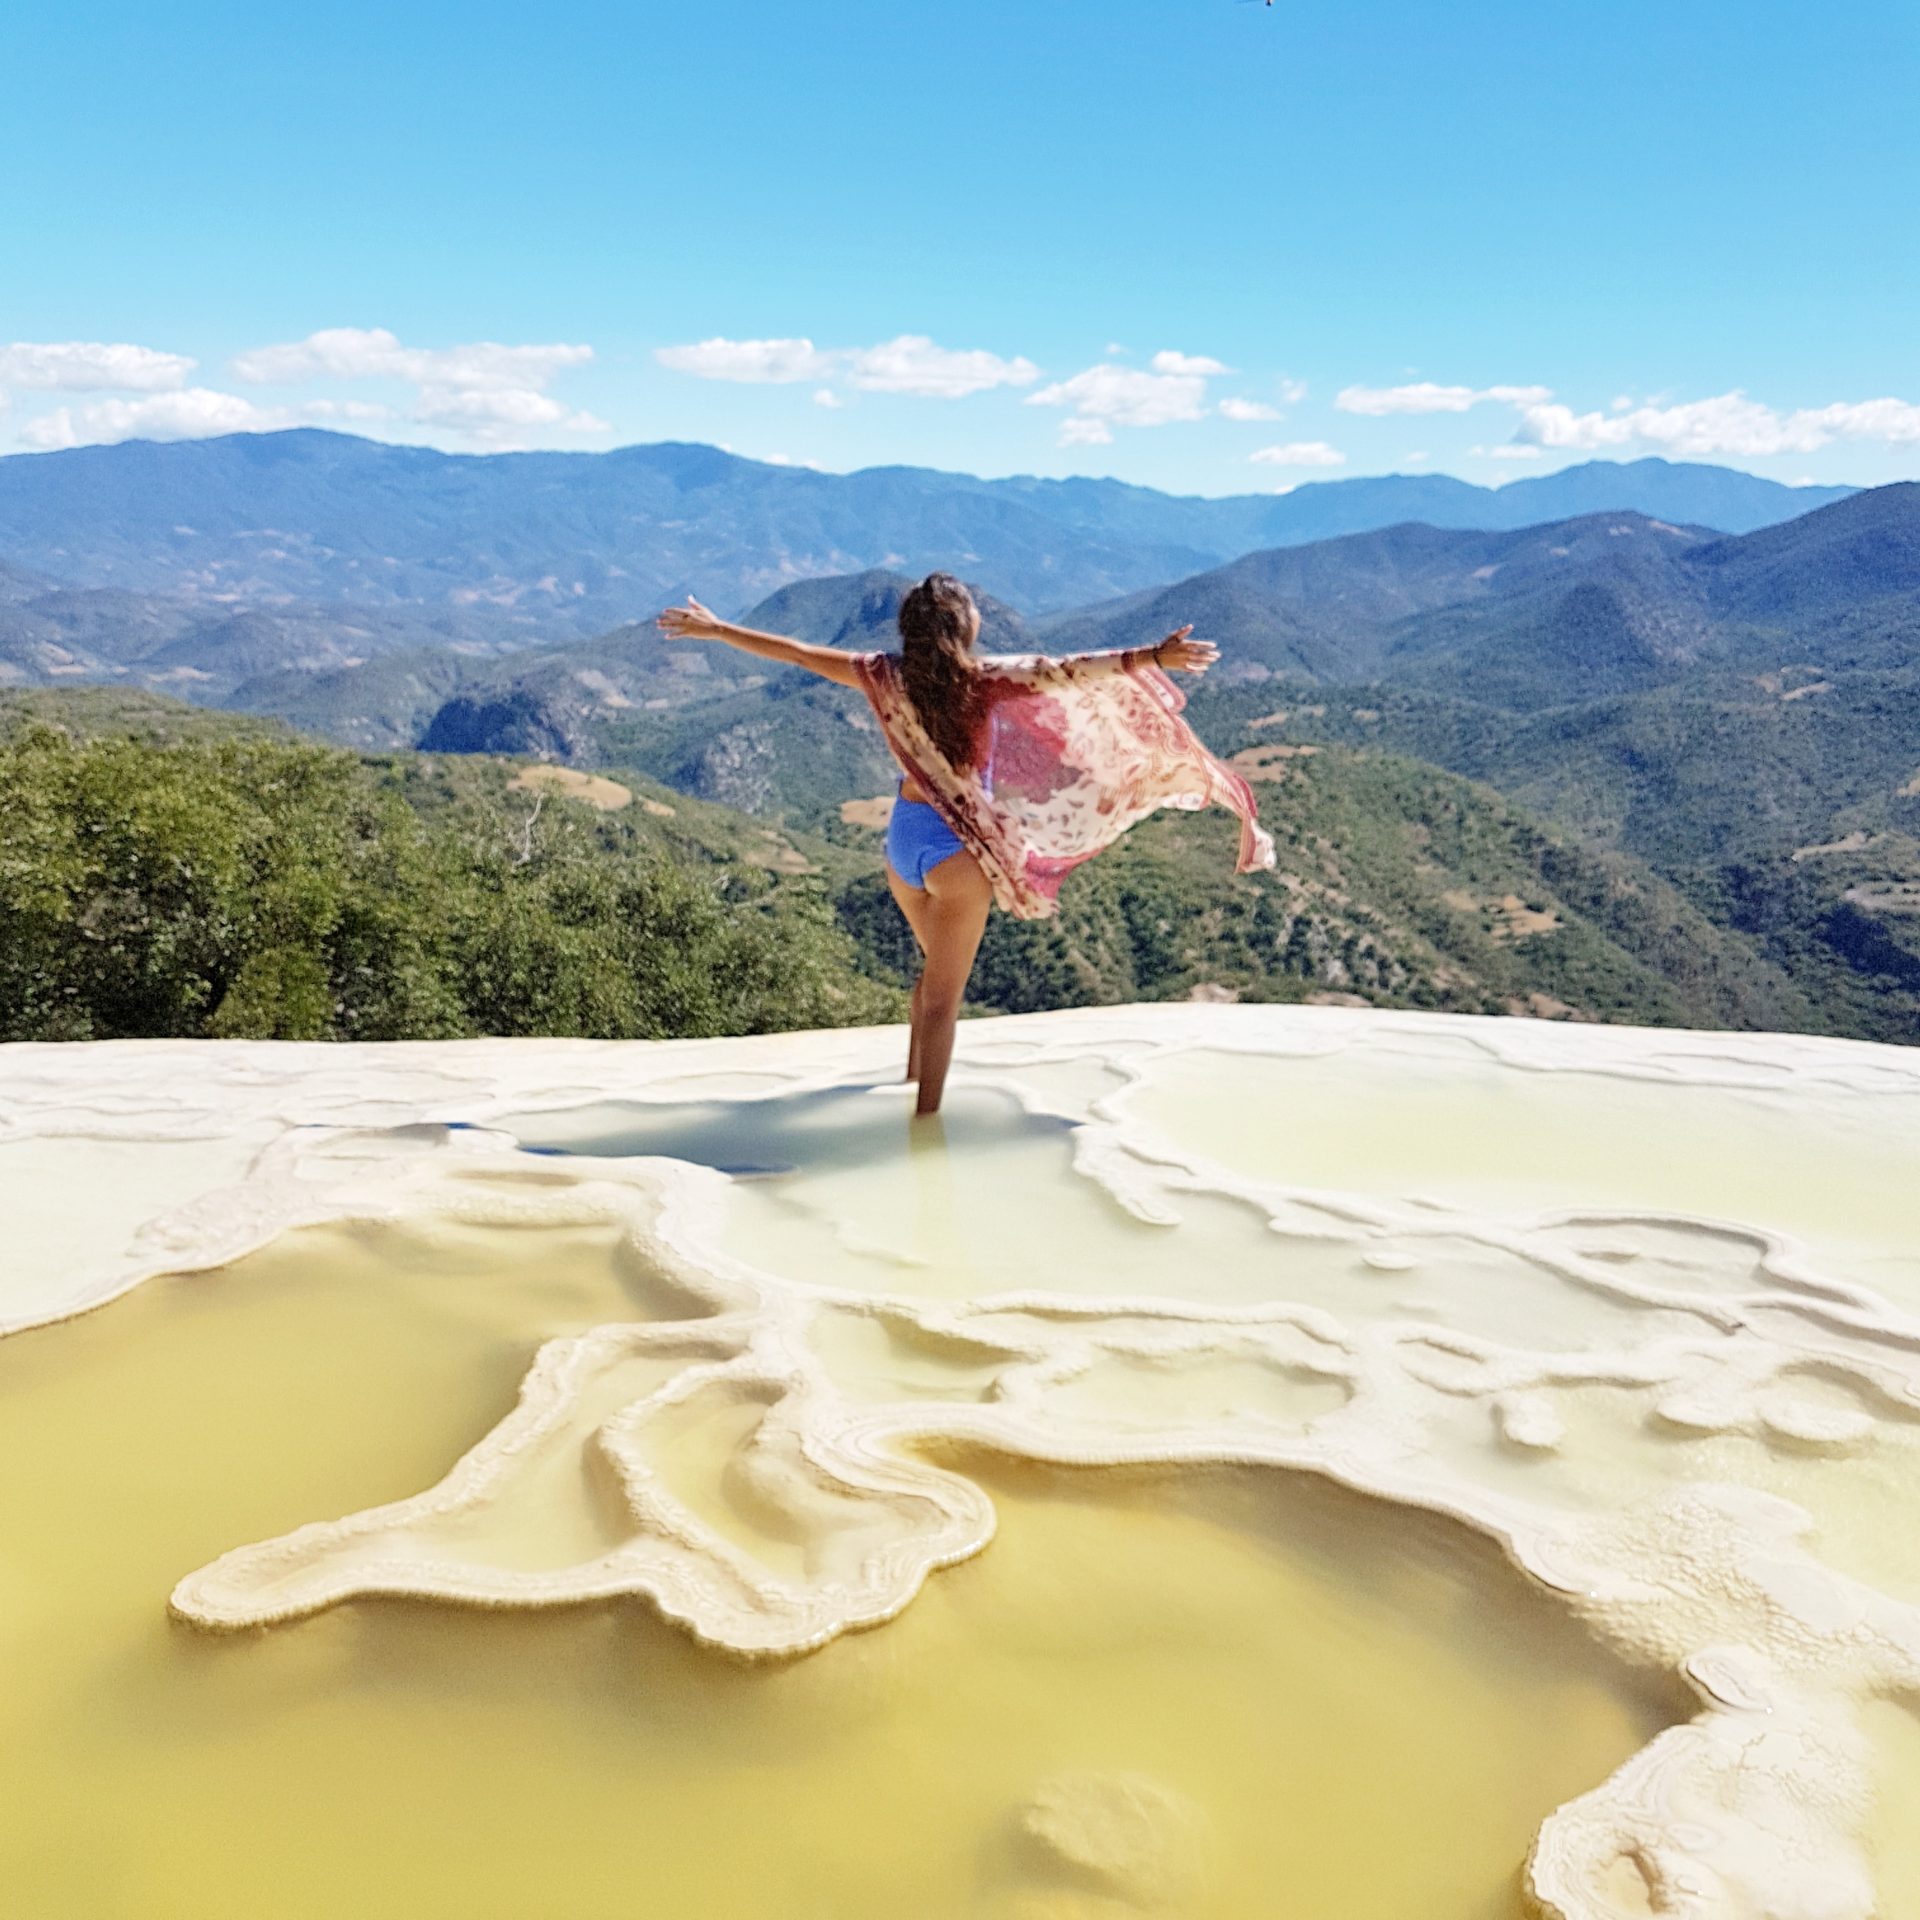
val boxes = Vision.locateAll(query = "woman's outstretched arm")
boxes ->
[656,596,865,688]
[990,626,1219,686]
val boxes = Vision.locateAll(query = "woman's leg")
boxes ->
[911,850,992,1117]
[886,867,934,1084]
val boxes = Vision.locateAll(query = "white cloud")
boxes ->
[19,388,279,449]
[0,341,196,392]
[1059,417,1115,447]
[214,325,605,447]
[16,349,606,451]
[1402,450,1431,465]
[1220,376,1305,422]
[1250,441,1348,467]
[1337,380,1553,416]
[412,386,608,441]
[813,388,844,409]
[1338,382,1475,415]
[1322,374,1920,460]
[1514,389,1920,457]
[234,326,592,390]
[297,398,393,425]
[842,334,1038,398]
[654,332,1036,398]
[1764,397,1920,446]
[1027,353,1223,442]
[654,336,832,384]
[1151,349,1232,377]
[1103,341,1128,357]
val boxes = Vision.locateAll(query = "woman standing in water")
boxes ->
[658,574,1273,1115]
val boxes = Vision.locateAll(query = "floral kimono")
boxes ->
[851,649,1276,919]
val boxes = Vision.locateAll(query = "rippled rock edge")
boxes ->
[5,1006,1920,1920]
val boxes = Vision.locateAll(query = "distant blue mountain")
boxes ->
[1042,483,1920,700]
[0,429,1858,631]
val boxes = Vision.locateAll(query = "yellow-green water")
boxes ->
[1868,1698,1920,1919]
[1131,1043,1920,1300]
[0,1213,1670,1920]
[1422,1378,1920,1611]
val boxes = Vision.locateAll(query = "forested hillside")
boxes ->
[839,747,1817,1030]
[0,692,890,1043]
[1,688,1846,1044]
[3,458,1913,1046]
[1183,676,1920,1043]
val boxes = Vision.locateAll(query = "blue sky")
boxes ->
[3,0,1916,494]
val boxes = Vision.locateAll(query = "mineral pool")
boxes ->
[2,1004,1917,1919]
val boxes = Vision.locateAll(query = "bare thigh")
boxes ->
[917,848,992,996]
[886,865,935,957]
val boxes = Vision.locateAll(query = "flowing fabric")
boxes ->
[851,649,1277,920]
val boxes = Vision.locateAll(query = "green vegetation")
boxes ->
[6,667,1915,1048]
[1184,674,1920,1045]
[598,676,895,822]
[0,701,896,1043]
[9,472,1916,1047]
[1185,672,1920,868]
[0,683,295,747]
[840,746,1814,1031]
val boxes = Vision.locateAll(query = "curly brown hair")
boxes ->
[898,572,989,771]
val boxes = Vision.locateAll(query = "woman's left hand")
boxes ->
[1155,627,1219,674]
[656,596,728,641]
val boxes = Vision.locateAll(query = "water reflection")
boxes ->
[506,1083,1074,1178]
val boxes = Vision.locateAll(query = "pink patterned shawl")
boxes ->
[851,650,1277,920]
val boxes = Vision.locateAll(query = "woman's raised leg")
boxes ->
[910,850,992,1116]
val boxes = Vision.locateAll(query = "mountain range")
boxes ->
[167,484,1912,789]
[347,486,1914,1040]
[2,429,1914,1044]
[1045,483,1920,698]
[0,429,1853,640]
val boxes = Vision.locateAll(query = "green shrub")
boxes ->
[0,725,895,1042]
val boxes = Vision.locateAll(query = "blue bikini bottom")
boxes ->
[886,791,967,889]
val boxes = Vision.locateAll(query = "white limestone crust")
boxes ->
[6,1005,1920,1919]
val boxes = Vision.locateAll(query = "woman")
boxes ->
[658,574,1273,1115]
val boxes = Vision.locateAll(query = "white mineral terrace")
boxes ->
[4,1004,1919,1919]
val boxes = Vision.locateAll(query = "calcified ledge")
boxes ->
[5,1005,1920,1920]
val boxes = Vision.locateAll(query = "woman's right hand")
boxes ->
[1155,626,1219,674]
[656,595,728,641]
